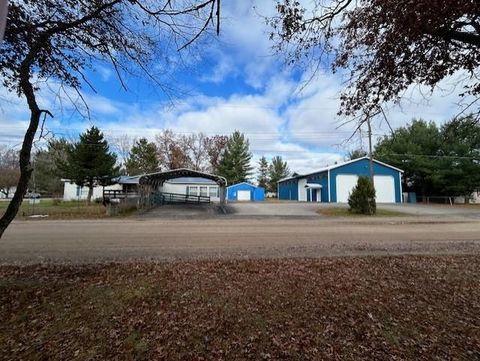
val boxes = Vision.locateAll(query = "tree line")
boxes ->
[3,115,478,203]
[346,115,480,200]
[0,128,291,202]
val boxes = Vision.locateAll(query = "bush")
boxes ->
[348,176,376,215]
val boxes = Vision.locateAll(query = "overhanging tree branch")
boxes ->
[0,0,222,239]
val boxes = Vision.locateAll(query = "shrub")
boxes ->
[348,176,376,215]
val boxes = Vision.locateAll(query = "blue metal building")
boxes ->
[227,182,265,202]
[278,157,403,203]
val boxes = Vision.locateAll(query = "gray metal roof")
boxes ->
[116,175,141,184]
[165,177,217,185]
[139,168,227,186]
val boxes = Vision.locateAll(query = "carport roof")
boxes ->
[139,168,227,186]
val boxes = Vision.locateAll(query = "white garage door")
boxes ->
[335,174,396,203]
[237,190,251,201]
[298,178,307,201]
[336,174,358,203]
[374,175,395,203]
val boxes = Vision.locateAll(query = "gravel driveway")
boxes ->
[230,201,480,218]
[1,216,479,263]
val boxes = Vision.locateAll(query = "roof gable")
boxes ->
[310,156,404,174]
[278,157,403,183]
[227,182,260,189]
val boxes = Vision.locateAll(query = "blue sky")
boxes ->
[0,1,472,173]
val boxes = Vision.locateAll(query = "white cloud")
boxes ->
[198,0,279,88]
[96,65,113,82]
[1,3,477,180]
[2,67,475,175]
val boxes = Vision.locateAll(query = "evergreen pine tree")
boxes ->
[268,156,290,193]
[348,176,376,215]
[31,139,69,196]
[125,138,159,175]
[60,126,119,203]
[257,156,269,189]
[217,131,253,185]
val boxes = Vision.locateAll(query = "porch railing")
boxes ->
[103,189,138,200]
[152,192,210,205]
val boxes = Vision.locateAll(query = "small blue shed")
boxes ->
[278,157,403,203]
[227,182,265,202]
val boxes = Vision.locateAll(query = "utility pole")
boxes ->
[366,116,374,184]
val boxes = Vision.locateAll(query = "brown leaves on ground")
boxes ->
[0,256,479,360]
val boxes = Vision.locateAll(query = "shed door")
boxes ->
[298,178,307,201]
[237,190,251,201]
[374,175,395,203]
[336,174,358,203]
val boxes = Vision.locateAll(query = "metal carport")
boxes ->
[138,168,227,206]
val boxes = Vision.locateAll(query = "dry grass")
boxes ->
[317,207,405,217]
[0,200,136,219]
[0,256,479,360]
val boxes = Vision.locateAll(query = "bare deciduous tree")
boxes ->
[155,129,189,170]
[0,0,220,238]
[110,134,134,172]
[154,130,228,173]
[269,0,480,118]
[204,134,228,173]
[184,132,208,171]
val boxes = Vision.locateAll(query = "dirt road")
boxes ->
[1,217,480,263]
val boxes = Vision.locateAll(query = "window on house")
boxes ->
[200,186,208,197]
[209,187,218,198]
[187,186,198,196]
[76,186,81,197]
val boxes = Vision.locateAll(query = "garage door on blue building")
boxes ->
[227,182,265,202]
[277,157,403,203]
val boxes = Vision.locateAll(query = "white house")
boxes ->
[0,186,16,199]
[62,175,140,201]
[62,174,222,202]
[62,181,123,201]
[160,177,221,202]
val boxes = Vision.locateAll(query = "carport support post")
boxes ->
[219,185,226,205]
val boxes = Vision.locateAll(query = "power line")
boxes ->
[382,153,480,160]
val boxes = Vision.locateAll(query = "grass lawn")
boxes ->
[0,256,478,360]
[318,206,406,217]
[0,199,135,219]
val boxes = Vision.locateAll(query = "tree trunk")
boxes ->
[0,109,41,239]
[0,59,43,239]
[87,185,94,204]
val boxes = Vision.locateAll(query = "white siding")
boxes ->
[63,182,122,201]
[0,187,16,199]
[160,181,220,202]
